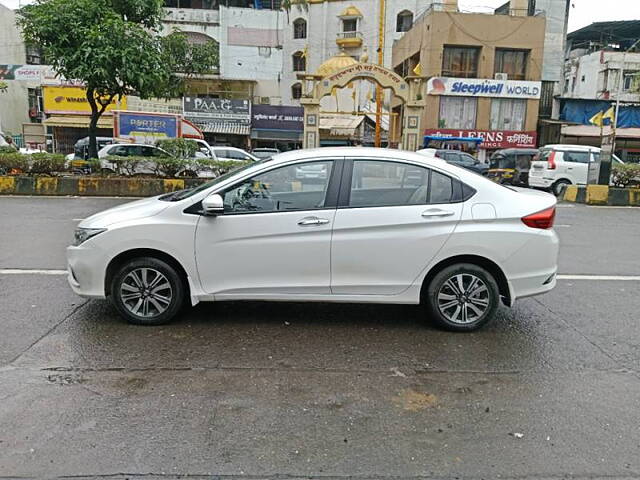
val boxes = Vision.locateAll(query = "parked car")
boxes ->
[210,146,258,163]
[419,148,487,175]
[488,148,539,187]
[67,147,558,331]
[528,144,624,195]
[252,148,281,160]
[97,143,170,175]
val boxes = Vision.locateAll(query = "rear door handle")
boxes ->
[298,216,330,226]
[421,209,455,218]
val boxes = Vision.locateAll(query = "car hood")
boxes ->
[79,196,170,228]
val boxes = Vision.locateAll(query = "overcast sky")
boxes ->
[0,0,636,33]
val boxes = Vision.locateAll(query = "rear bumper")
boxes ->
[528,175,553,189]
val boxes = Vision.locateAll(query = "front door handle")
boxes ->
[298,216,330,226]
[421,209,455,218]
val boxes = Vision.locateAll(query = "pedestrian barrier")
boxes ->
[0,176,206,197]
[563,185,640,206]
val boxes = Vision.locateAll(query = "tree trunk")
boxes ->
[86,87,100,159]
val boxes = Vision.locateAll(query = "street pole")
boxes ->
[374,0,385,147]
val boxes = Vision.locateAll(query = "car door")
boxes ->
[563,151,590,184]
[330,158,463,295]
[194,158,341,297]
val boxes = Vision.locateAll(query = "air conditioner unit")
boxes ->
[494,72,508,81]
[260,97,270,105]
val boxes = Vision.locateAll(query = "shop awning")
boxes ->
[320,114,364,137]
[43,115,113,129]
[562,125,640,139]
[193,121,250,135]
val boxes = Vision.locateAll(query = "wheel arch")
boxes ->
[420,255,511,306]
[104,248,191,299]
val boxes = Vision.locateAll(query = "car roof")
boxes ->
[542,144,599,152]
[271,147,459,169]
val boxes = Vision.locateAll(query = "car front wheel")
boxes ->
[425,263,499,332]
[110,257,185,325]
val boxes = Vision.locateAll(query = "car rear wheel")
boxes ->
[110,257,185,326]
[552,179,571,196]
[425,263,499,332]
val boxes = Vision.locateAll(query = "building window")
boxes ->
[442,46,480,78]
[292,51,306,72]
[342,18,358,34]
[494,49,528,80]
[291,82,302,99]
[490,98,527,130]
[293,18,307,39]
[623,72,638,91]
[396,10,413,32]
[439,96,477,129]
[25,45,43,65]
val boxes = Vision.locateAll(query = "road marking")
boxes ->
[72,218,84,222]
[557,275,640,281]
[556,204,575,208]
[555,224,571,228]
[0,269,67,275]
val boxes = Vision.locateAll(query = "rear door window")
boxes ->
[563,151,590,164]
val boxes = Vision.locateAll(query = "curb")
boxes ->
[563,185,640,206]
[0,176,206,197]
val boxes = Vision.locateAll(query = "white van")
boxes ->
[528,144,623,195]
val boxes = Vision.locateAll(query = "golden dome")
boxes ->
[315,51,358,77]
[339,5,363,17]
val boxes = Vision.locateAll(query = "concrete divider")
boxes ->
[0,176,207,197]
[563,184,640,206]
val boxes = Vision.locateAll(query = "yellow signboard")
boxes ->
[43,86,126,114]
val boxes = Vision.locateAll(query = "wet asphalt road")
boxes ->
[0,196,639,479]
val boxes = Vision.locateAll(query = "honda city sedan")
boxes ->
[67,147,559,331]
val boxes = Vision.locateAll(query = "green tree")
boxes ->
[18,0,219,158]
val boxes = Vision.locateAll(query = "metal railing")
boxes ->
[337,31,363,40]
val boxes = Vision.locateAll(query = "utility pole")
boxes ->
[374,0,385,147]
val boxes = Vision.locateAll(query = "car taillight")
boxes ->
[547,151,557,170]
[522,207,556,229]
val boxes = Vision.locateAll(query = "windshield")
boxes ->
[253,151,274,159]
[162,160,267,202]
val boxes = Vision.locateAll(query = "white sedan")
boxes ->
[67,147,559,331]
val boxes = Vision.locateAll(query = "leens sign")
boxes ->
[427,77,541,99]
[424,129,537,149]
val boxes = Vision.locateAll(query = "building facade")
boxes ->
[560,21,640,162]
[392,2,546,159]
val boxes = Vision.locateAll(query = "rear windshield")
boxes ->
[489,154,515,170]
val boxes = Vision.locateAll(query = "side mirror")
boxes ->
[202,194,224,216]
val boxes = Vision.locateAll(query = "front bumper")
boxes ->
[66,243,108,298]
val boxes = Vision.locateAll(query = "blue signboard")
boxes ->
[116,112,179,143]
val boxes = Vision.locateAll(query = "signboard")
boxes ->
[0,65,43,82]
[426,77,541,99]
[424,129,537,149]
[183,97,250,126]
[114,111,180,144]
[43,86,126,114]
[251,105,304,131]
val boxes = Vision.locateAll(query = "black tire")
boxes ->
[110,257,185,326]
[552,179,571,197]
[425,263,500,332]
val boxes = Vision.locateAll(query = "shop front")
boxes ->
[183,96,251,149]
[423,128,537,160]
[250,105,303,151]
[42,86,125,153]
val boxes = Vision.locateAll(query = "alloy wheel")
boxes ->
[119,267,173,318]
[437,273,490,324]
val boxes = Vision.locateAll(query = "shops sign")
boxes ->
[426,77,541,99]
[424,129,537,149]
[183,97,251,126]
[251,105,303,131]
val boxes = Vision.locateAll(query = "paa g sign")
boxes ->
[427,77,541,99]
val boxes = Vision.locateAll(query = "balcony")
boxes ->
[336,31,363,48]
[163,7,219,25]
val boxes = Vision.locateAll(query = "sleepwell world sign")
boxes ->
[427,77,541,99]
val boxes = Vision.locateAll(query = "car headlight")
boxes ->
[73,227,107,246]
